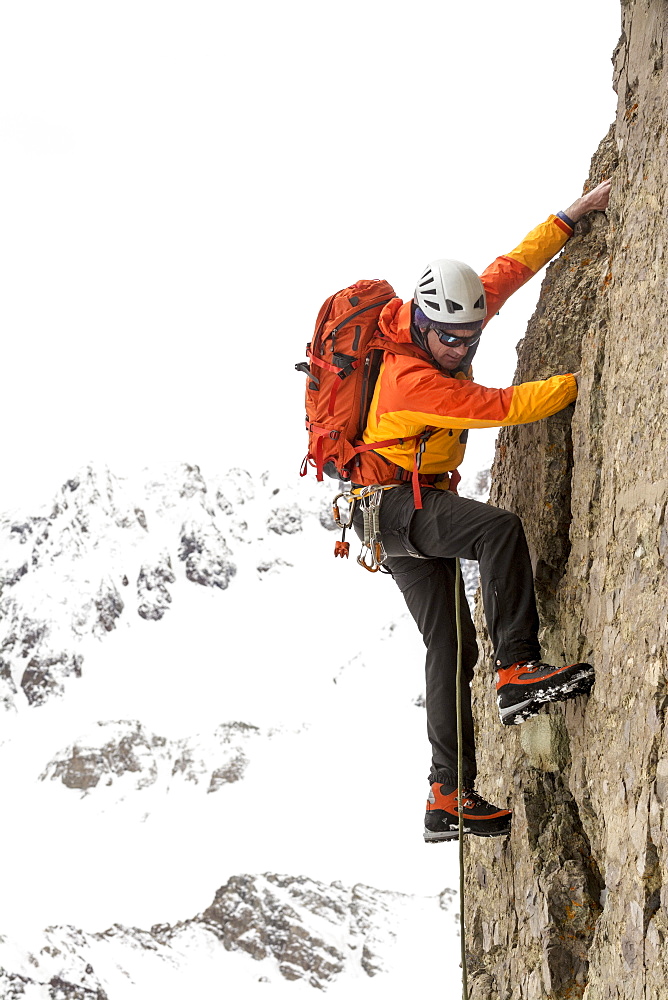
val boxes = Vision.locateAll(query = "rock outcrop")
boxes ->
[466,3,668,998]
[137,553,176,620]
[39,720,262,796]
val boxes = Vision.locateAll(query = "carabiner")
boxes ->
[357,545,379,572]
[332,491,355,528]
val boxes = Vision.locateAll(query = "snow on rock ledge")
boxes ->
[178,519,237,589]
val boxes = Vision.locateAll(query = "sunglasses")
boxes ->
[413,306,483,349]
[431,327,483,349]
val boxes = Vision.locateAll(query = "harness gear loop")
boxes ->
[455,557,469,1000]
[355,485,387,573]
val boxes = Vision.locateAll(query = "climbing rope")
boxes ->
[455,557,469,1000]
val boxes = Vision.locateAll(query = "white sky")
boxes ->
[1,1,620,512]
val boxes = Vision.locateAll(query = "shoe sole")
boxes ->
[424,829,460,843]
[423,825,511,843]
[498,668,595,726]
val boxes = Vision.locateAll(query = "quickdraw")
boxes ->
[356,485,387,572]
[331,485,389,573]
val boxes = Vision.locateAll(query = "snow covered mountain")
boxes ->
[0,463,487,997]
[0,465,329,713]
[0,875,457,998]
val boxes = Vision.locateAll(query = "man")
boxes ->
[354,179,611,842]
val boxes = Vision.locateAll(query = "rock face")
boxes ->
[466,4,668,998]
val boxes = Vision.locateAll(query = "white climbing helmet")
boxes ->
[414,259,487,325]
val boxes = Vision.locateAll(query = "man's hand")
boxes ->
[564,178,612,223]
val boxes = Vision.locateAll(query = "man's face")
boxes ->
[426,329,478,371]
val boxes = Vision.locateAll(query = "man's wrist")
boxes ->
[563,198,585,223]
[557,210,576,229]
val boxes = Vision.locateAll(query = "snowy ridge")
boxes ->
[0,875,456,998]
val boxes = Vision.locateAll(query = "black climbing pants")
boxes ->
[354,485,540,788]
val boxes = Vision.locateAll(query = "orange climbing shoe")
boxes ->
[496,659,595,726]
[424,783,512,842]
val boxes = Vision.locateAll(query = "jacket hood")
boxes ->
[378,298,414,345]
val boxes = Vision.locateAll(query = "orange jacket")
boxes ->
[360,214,577,487]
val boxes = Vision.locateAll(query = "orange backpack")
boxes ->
[297,279,409,487]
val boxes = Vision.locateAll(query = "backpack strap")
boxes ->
[301,423,341,482]
[411,429,434,508]
[307,348,359,418]
[351,432,431,508]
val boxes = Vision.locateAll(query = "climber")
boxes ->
[353,179,611,842]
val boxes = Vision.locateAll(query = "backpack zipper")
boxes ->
[330,297,393,336]
[359,355,372,432]
[358,349,384,443]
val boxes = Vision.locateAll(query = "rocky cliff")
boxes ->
[466,3,668,998]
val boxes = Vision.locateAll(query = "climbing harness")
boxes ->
[455,557,469,1000]
[331,485,391,572]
